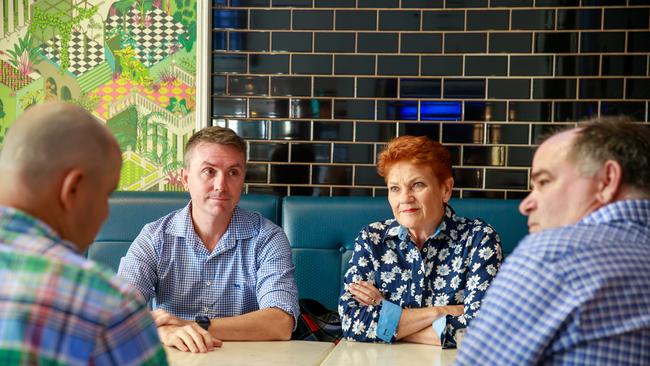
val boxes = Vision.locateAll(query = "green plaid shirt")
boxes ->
[0,206,168,366]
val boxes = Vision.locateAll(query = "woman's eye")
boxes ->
[413,182,425,189]
[389,186,399,193]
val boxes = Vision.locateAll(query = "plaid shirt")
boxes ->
[0,206,167,366]
[117,204,299,324]
[455,199,650,366]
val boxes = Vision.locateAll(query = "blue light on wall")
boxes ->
[421,101,462,121]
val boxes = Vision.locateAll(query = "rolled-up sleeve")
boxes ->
[255,225,300,328]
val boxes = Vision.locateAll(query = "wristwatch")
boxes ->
[195,315,211,331]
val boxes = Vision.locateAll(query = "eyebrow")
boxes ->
[530,169,551,181]
[387,176,426,185]
[199,161,244,169]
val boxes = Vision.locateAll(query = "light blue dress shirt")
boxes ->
[117,203,299,325]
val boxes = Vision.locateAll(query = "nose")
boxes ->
[213,172,226,192]
[518,193,536,216]
[398,187,414,203]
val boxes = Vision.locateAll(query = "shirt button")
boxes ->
[205,280,211,286]
[203,306,209,312]
[423,248,427,252]
[418,270,422,274]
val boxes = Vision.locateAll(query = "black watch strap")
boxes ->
[195,315,211,331]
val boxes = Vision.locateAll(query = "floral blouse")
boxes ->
[338,204,503,346]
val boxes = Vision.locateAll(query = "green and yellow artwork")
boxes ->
[0,0,196,191]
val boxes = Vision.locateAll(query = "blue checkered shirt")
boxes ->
[117,203,299,325]
[455,199,650,365]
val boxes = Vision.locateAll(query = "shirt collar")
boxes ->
[169,202,256,241]
[0,205,78,253]
[581,199,650,226]
[393,204,457,242]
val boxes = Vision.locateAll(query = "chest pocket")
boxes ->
[214,278,257,317]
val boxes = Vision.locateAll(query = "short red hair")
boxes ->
[377,135,452,182]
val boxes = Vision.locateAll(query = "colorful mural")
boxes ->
[0,0,197,191]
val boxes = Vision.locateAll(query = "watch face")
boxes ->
[195,315,210,330]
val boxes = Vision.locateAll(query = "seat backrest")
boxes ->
[89,191,281,273]
[282,196,527,310]
[449,198,528,256]
[282,196,392,310]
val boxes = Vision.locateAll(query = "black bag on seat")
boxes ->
[291,298,342,343]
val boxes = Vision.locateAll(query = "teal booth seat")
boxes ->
[91,193,528,311]
[282,196,528,310]
[89,191,281,272]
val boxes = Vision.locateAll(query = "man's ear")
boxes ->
[181,168,189,190]
[595,160,623,205]
[59,169,84,211]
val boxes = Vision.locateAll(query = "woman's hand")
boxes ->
[349,281,384,306]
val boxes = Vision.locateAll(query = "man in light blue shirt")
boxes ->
[118,127,299,353]
[455,118,650,365]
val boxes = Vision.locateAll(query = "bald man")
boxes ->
[455,118,650,365]
[0,102,168,365]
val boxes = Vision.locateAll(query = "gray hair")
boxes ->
[568,116,650,196]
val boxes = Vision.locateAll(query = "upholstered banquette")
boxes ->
[90,192,528,310]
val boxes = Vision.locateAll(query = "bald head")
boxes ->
[0,102,122,250]
[0,102,119,187]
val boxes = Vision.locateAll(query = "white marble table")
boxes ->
[166,340,335,366]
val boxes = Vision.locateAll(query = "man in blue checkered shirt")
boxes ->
[455,118,650,365]
[118,127,299,353]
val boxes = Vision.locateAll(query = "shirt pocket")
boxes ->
[218,278,257,316]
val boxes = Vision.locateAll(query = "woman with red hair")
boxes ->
[338,135,503,347]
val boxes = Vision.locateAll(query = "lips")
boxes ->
[401,208,419,214]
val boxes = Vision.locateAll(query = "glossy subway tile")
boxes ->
[290,143,331,163]
[249,142,288,162]
[249,98,289,118]
[400,33,443,54]
[314,32,355,53]
[333,143,374,164]
[314,77,355,97]
[228,32,269,52]
[466,10,509,31]
[400,78,441,99]
[313,121,353,141]
[312,165,353,185]
[510,56,553,76]
[422,10,465,31]
[293,10,334,30]
[421,56,463,76]
[228,76,269,96]
[291,99,333,119]
[270,164,310,184]
[379,10,421,31]
[464,101,507,121]
[271,76,311,97]
[355,122,396,142]
[554,101,598,122]
[270,120,311,140]
[398,122,440,141]
[508,101,552,122]
[358,78,398,98]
